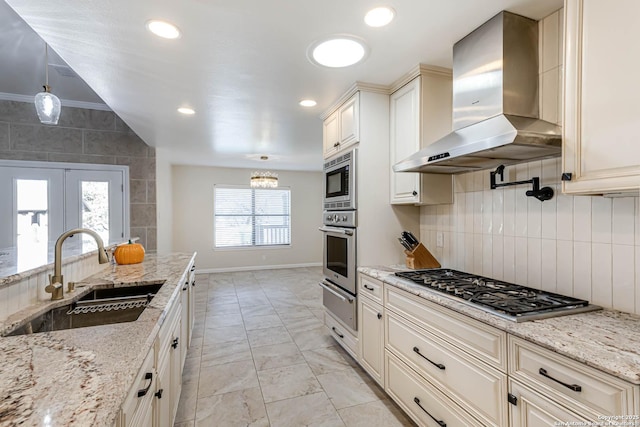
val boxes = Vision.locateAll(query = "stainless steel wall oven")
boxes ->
[319,210,357,330]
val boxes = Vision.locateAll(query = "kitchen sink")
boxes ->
[4,282,165,337]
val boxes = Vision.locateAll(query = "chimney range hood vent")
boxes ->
[394,11,561,174]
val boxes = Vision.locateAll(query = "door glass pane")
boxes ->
[16,179,48,270]
[81,181,109,250]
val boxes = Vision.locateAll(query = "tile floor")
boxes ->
[173,267,416,427]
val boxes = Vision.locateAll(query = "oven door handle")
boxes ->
[318,281,355,303]
[318,226,353,235]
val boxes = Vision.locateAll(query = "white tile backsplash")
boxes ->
[420,159,639,314]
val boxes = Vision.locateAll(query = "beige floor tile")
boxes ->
[194,387,268,427]
[244,313,284,331]
[241,304,277,317]
[275,305,315,321]
[173,421,194,427]
[197,359,259,398]
[265,392,345,427]
[205,302,241,315]
[175,380,198,423]
[200,339,252,367]
[302,345,359,376]
[251,342,306,371]
[202,324,247,345]
[290,325,335,351]
[284,315,324,334]
[317,369,385,410]
[204,313,243,328]
[337,399,416,427]
[257,363,323,403]
[247,326,293,348]
[207,294,238,305]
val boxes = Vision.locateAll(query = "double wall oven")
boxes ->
[319,149,357,331]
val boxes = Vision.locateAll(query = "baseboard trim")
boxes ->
[196,262,322,274]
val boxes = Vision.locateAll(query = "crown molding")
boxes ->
[389,63,453,93]
[320,81,391,120]
[0,92,111,111]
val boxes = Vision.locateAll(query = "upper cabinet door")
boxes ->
[323,111,340,158]
[338,93,360,148]
[563,0,640,195]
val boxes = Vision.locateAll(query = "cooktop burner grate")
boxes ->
[395,269,595,320]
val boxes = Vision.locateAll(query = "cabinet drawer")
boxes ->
[359,274,383,304]
[386,311,507,426]
[385,285,507,370]
[385,351,481,427]
[509,336,639,417]
[325,310,359,361]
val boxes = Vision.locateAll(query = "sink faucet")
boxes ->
[46,228,110,300]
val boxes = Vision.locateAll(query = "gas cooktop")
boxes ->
[395,269,601,322]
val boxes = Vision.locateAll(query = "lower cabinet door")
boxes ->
[359,296,384,386]
[155,352,172,427]
[121,348,155,427]
[509,379,591,427]
[386,351,481,427]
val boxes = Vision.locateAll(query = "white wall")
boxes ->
[171,165,323,271]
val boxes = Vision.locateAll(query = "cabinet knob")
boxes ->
[412,190,418,196]
[171,337,179,349]
[155,389,164,399]
[377,313,382,320]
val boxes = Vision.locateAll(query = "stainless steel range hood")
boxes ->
[394,11,561,174]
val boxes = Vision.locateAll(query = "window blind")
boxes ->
[214,186,291,248]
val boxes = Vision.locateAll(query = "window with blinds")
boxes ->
[214,186,291,248]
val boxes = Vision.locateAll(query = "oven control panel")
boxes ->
[323,210,356,227]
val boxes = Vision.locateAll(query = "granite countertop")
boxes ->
[359,266,640,385]
[0,252,196,427]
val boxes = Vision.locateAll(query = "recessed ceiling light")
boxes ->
[364,7,396,27]
[299,99,317,107]
[177,107,195,115]
[146,20,181,39]
[308,36,369,68]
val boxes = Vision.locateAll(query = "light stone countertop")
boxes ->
[0,252,196,427]
[359,266,640,385]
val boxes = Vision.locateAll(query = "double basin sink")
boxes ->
[5,282,165,337]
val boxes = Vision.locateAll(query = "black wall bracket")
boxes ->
[490,165,554,202]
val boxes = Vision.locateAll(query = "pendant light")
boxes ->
[250,156,278,188]
[34,44,61,125]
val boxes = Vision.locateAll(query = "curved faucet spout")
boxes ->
[47,228,110,300]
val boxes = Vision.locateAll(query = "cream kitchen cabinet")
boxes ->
[390,66,454,205]
[154,299,182,427]
[322,92,360,158]
[325,309,360,361]
[358,274,385,387]
[120,347,156,427]
[562,0,640,195]
[509,336,639,422]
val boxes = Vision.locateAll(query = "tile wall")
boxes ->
[0,100,157,250]
[420,159,640,315]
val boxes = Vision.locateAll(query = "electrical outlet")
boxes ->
[436,232,444,248]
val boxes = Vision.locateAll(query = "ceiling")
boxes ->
[2,0,562,171]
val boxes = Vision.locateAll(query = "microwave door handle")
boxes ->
[318,281,354,303]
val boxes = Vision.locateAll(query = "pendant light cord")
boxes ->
[45,43,49,88]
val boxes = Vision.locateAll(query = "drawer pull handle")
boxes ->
[331,326,344,339]
[539,368,582,392]
[364,284,375,291]
[137,372,153,398]
[413,346,445,370]
[413,397,446,427]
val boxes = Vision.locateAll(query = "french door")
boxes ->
[0,160,129,270]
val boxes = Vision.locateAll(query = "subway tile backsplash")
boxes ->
[420,158,640,314]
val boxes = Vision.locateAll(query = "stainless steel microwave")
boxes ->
[323,148,356,211]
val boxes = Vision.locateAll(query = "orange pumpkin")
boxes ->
[114,240,145,265]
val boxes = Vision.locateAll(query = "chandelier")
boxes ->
[250,171,278,188]
[34,44,61,125]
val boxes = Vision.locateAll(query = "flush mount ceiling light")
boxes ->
[177,107,195,115]
[299,99,317,107]
[34,44,61,125]
[145,20,181,39]
[308,36,368,68]
[364,7,396,27]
